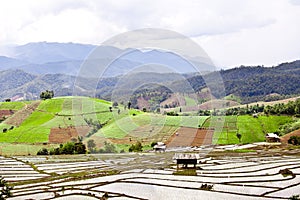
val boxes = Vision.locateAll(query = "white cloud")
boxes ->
[0,0,299,67]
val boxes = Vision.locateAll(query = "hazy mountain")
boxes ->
[0,56,29,70]
[11,42,96,64]
[0,42,213,76]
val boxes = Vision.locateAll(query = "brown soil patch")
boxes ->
[0,110,14,119]
[49,126,91,143]
[5,101,41,126]
[165,127,214,147]
[280,129,300,144]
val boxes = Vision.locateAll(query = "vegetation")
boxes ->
[98,142,118,153]
[37,139,86,155]
[173,169,197,176]
[40,90,54,100]
[279,168,294,177]
[288,136,300,145]
[0,176,13,200]
[129,141,143,152]
[199,183,214,191]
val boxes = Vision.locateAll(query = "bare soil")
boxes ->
[280,129,300,144]
[49,126,91,143]
[166,127,214,147]
[5,101,41,126]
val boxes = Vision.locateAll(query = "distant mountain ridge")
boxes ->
[0,42,299,104]
[0,42,211,76]
[0,60,299,104]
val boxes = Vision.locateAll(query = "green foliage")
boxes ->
[150,141,157,147]
[288,136,300,145]
[98,141,117,153]
[236,132,242,143]
[173,169,197,176]
[40,90,54,100]
[166,111,178,116]
[87,139,96,152]
[38,141,86,155]
[129,141,143,152]
[37,148,48,155]
[264,99,300,115]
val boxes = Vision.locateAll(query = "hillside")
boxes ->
[0,97,209,148]
[0,42,299,104]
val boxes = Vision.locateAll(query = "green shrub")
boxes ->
[37,148,49,155]
[129,141,143,152]
[288,136,300,145]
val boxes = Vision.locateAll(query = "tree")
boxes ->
[103,141,117,153]
[40,90,54,100]
[236,132,242,143]
[128,101,131,109]
[37,148,49,155]
[129,141,143,152]
[87,139,96,152]
[74,142,86,154]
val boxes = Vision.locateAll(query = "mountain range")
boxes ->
[0,42,212,77]
[0,42,299,104]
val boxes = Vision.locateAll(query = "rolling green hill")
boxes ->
[0,96,297,155]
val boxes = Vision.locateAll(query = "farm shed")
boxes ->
[265,133,280,143]
[173,153,201,169]
[153,142,166,152]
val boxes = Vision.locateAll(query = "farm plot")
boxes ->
[166,127,214,147]
[0,156,49,182]
[2,149,300,200]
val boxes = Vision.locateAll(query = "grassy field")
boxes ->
[0,97,113,144]
[97,113,209,140]
[206,115,293,144]
[0,101,31,110]
[0,97,296,155]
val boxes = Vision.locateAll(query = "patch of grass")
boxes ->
[0,143,56,156]
[184,96,197,106]
[173,169,197,176]
[0,101,29,110]
[225,149,256,153]
[211,115,293,145]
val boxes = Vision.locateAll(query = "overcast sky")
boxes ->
[0,0,299,68]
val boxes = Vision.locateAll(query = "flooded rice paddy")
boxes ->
[1,147,300,199]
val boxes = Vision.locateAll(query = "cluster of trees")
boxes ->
[224,99,300,116]
[37,139,86,155]
[87,140,119,154]
[40,90,54,100]
[183,61,300,103]
[130,85,172,111]
[129,141,143,152]
[264,99,300,116]
[225,104,265,116]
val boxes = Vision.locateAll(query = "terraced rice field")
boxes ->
[1,148,300,199]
